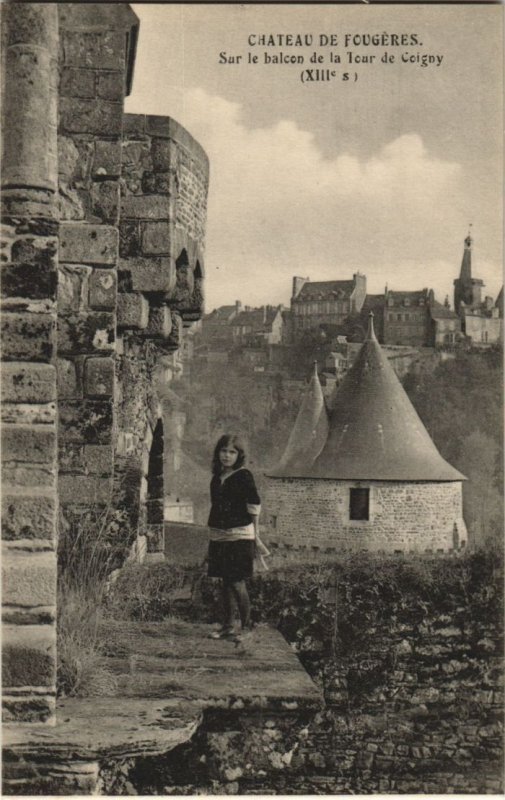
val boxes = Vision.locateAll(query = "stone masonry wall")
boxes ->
[265,478,467,554]
[55,6,136,522]
[1,4,60,725]
[115,113,209,560]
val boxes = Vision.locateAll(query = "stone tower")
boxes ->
[453,232,484,314]
[266,314,467,557]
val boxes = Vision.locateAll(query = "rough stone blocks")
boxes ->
[2,551,56,608]
[57,359,80,399]
[1,312,55,362]
[84,357,114,398]
[1,493,56,541]
[88,268,117,309]
[59,96,123,137]
[58,312,114,354]
[1,363,56,404]
[59,400,113,443]
[2,623,56,688]
[2,237,58,300]
[145,305,172,339]
[58,475,113,506]
[59,223,118,265]
[58,265,91,312]
[1,425,56,464]
[93,140,122,178]
[61,29,126,71]
[121,194,171,220]
[141,221,170,255]
[117,292,149,329]
[119,257,175,293]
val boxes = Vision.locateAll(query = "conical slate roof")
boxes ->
[272,315,465,482]
[269,362,329,477]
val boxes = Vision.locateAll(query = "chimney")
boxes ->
[292,276,309,299]
[235,300,242,312]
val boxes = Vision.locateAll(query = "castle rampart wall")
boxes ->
[1,4,60,724]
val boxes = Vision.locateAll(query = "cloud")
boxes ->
[176,88,499,308]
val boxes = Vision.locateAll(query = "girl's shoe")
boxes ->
[208,627,235,639]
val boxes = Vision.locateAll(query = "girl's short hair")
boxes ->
[212,434,247,475]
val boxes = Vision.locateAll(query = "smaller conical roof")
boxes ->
[309,314,465,481]
[269,362,328,477]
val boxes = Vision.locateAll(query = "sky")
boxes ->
[126,4,503,312]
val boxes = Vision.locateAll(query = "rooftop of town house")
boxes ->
[429,301,460,320]
[231,306,280,329]
[293,280,356,302]
[270,315,465,483]
[385,288,431,306]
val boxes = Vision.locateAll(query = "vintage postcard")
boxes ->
[1,1,503,795]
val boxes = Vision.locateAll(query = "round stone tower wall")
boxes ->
[265,477,467,556]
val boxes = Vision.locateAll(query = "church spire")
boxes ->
[460,225,473,283]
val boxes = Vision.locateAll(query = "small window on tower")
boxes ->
[350,488,370,521]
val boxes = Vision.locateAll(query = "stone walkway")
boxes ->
[3,621,322,794]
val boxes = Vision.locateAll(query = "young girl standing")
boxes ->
[207,434,265,641]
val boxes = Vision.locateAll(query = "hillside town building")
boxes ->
[290,273,367,334]
[453,233,503,346]
[265,314,467,557]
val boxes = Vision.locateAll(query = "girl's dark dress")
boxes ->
[207,468,260,581]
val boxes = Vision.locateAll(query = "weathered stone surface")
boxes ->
[90,181,119,225]
[2,463,56,489]
[59,96,123,136]
[2,238,58,300]
[59,67,96,98]
[1,363,56,403]
[60,222,118,265]
[3,606,55,626]
[1,312,55,362]
[84,444,113,475]
[58,475,112,505]
[97,71,124,101]
[146,524,165,552]
[58,443,113,476]
[57,358,80,399]
[58,264,91,311]
[121,194,171,220]
[88,268,117,309]
[2,552,56,609]
[84,357,114,397]
[145,305,172,339]
[2,494,56,541]
[61,30,126,70]
[141,221,170,255]
[119,257,175,293]
[59,400,113,443]
[93,140,122,177]
[58,312,114,354]
[2,695,55,724]
[117,292,149,329]
[151,138,176,171]
[119,220,141,258]
[1,403,56,425]
[1,425,55,464]
[2,6,58,192]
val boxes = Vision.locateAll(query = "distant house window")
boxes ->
[397,314,402,321]
[350,488,370,521]
[270,515,277,529]
[388,313,394,321]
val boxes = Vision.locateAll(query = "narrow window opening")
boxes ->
[349,487,369,521]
